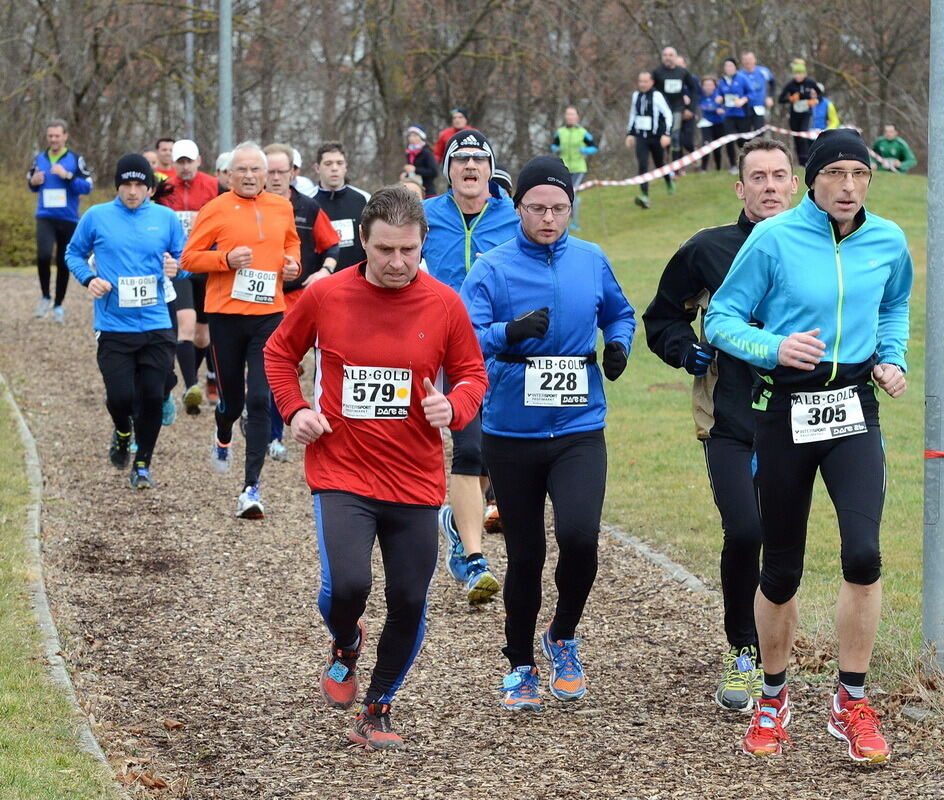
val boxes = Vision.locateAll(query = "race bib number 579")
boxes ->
[342,366,412,419]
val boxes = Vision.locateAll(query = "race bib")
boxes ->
[663,78,682,94]
[724,93,739,107]
[43,188,67,208]
[697,118,713,128]
[342,366,411,419]
[753,105,767,117]
[118,275,158,308]
[231,268,276,304]
[524,357,589,407]
[332,218,356,247]
[634,115,652,132]
[175,210,198,238]
[163,275,176,303]
[793,99,810,113]
[790,387,866,444]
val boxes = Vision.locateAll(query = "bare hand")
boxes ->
[290,407,333,445]
[303,268,331,287]
[162,251,178,278]
[282,255,300,281]
[660,135,671,149]
[226,246,253,270]
[872,363,906,398]
[87,277,112,298]
[625,135,635,149]
[49,162,70,179]
[29,170,45,186]
[777,328,826,370]
[421,377,453,428]
[682,109,694,120]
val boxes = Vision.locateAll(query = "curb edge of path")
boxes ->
[0,371,113,772]
[602,523,713,595]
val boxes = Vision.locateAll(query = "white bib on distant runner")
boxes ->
[724,93,739,107]
[43,188,67,208]
[663,78,682,94]
[524,357,589,407]
[790,387,866,444]
[118,275,158,308]
[342,365,412,419]
[634,115,653,132]
[332,219,356,247]
[753,105,766,117]
[231,268,276,304]
[175,210,198,238]
[792,99,810,113]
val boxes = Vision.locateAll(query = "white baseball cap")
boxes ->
[172,139,200,161]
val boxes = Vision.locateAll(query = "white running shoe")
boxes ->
[268,439,289,461]
[236,484,264,519]
[34,297,52,318]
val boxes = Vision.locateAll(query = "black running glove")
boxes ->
[505,307,550,345]
[682,341,716,377]
[602,341,628,381]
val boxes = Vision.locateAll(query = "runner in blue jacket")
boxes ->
[460,156,635,713]
[66,154,186,490]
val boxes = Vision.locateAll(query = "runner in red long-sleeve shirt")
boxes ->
[264,185,487,751]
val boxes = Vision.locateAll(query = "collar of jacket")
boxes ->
[112,195,152,213]
[515,224,570,260]
[736,209,755,235]
[798,190,867,237]
[316,184,350,199]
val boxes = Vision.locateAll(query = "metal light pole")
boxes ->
[185,26,195,139]
[923,0,943,672]
[218,0,233,152]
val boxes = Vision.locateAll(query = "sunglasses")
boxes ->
[451,153,490,163]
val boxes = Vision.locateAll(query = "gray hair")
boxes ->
[231,140,268,167]
[46,117,68,133]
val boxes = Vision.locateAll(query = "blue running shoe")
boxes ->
[438,505,467,582]
[541,625,587,701]
[129,462,154,490]
[500,666,543,712]
[161,395,176,426]
[465,557,499,606]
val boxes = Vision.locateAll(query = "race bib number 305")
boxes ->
[790,386,866,444]
[342,366,412,419]
[231,268,276,304]
[524,357,588,407]
[118,275,158,307]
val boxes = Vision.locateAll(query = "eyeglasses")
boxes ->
[451,153,490,163]
[267,169,291,177]
[521,203,572,217]
[818,168,871,183]
[232,166,265,175]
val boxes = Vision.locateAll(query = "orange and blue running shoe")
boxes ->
[500,666,543,712]
[541,626,587,701]
[348,703,405,751]
[827,688,890,763]
[742,689,791,756]
[319,620,366,710]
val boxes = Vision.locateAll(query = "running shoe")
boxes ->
[183,384,203,415]
[483,504,503,534]
[161,395,176,426]
[109,429,132,469]
[541,626,587,701]
[666,179,677,195]
[206,374,219,406]
[827,689,890,763]
[742,689,791,756]
[268,439,289,462]
[716,645,761,712]
[634,194,651,209]
[728,165,740,175]
[500,666,543,712]
[348,703,405,751]
[211,435,230,473]
[236,484,264,519]
[438,505,467,582]
[34,297,52,318]
[129,462,154,490]
[320,619,366,710]
[52,305,65,324]
[465,557,499,606]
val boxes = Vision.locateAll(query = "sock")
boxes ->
[195,346,206,373]
[762,669,787,700]
[338,631,361,652]
[177,341,198,387]
[838,670,867,700]
[465,552,483,563]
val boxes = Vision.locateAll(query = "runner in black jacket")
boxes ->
[643,138,798,713]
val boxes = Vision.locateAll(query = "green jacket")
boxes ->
[552,125,596,174]
[872,136,917,173]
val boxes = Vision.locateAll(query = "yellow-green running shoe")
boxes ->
[716,645,761,712]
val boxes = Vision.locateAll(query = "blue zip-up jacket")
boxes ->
[738,65,775,109]
[717,73,751,118]
[423,187,518,293]
[460,227,636,438]
[704,192,912,398]
[66,197,186,333]
[699,91,724,125]
[27,149,93,223]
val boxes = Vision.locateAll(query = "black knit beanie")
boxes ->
[513,156,575,207]
[441,129,495,184]
[804,129,871,187]
[114,153,154,189]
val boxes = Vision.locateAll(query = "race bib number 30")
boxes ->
[342,366,412,419]
[524,357,588,407]
[118,275,158,307]
[790,386,866,444]
[231,268,276,304]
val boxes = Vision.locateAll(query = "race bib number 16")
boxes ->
[342,366,412,419]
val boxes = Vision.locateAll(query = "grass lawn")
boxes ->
[582,166,928,690]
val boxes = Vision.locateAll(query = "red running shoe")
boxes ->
[319,620,366,710]
[742,689,791,756]
[348,703,405,751]
[827,688,890,763]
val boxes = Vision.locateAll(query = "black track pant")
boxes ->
[484,430,607,668]
[635,138,673,195]
[753,401,885,605]
[703,436,761,650]
[701,124,724,171]
[208,312,281,487]
[723,115,751,167]
[96,330,176,467]
[313,491,438,705]
[36,217,76,306]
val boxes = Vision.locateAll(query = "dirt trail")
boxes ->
[2,273,941,799]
